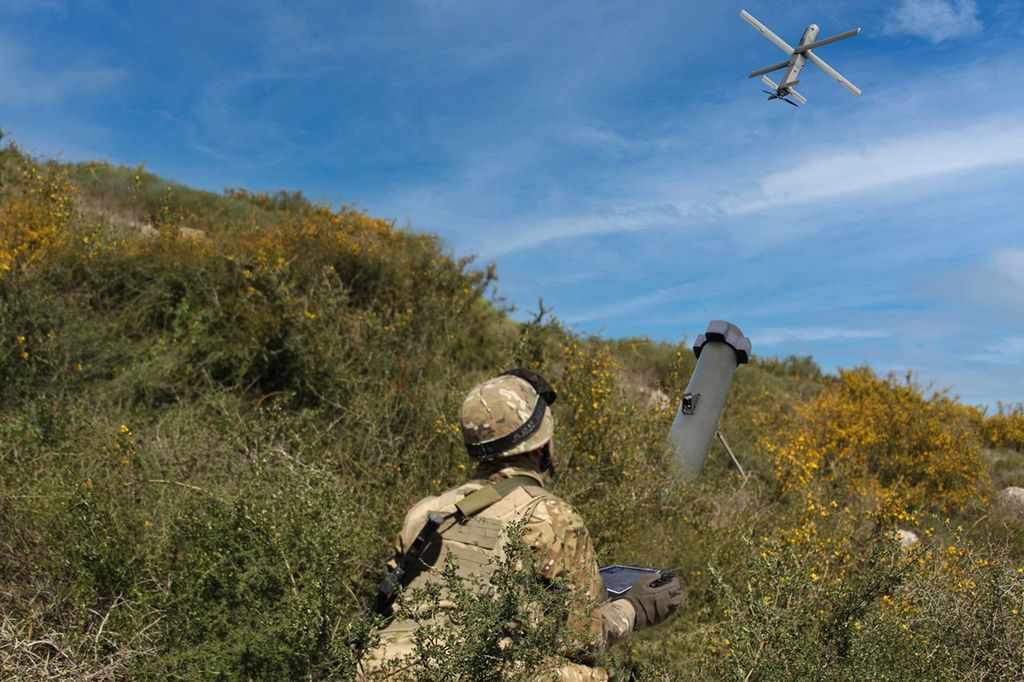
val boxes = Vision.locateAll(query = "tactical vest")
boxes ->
[380,476,553,632]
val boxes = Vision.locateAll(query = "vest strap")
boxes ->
[455,475,538,519]
[367,475,542,615]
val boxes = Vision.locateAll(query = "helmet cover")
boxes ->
[460,374,553,460]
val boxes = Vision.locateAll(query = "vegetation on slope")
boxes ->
[2,140,1023,680]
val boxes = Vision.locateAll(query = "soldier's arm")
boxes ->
[523,498,635,659]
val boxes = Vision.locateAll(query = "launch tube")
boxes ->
[668,320,751,477]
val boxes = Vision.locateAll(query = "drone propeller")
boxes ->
[761,89,799,107]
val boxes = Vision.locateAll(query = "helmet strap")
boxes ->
[500,368,557,405]
[540,442,555,478]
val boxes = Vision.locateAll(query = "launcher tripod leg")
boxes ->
[716,429,750,487]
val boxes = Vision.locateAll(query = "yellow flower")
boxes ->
[119,424,131,435]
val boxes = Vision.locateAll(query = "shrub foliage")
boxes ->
[2,141,1022,680]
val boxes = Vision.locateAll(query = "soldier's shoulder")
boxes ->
[528,492,587,529]
[400,481,484,536]
[410,481,484,514]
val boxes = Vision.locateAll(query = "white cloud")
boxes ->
[562,285,689,325]
[0,39,125,106]
[884,0,983,43]
[754,327,890,346]
[733,118,1024,214]
[471,117,1024,258]
[972,336,1024,365]
[472,204,685,258]
[935,245,1024,318]
[991,247,1024,287]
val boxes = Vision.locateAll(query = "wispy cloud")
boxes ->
[884,0,983,43]
[562,285,691,325]
[0,37,125,106]
[754,327,890,346]
[475,205,684,258]
[971,336,1024,365]
[471,117,1024,258]
[733,118,1024,214]
[991,247,1024,287]
[930,245,1024,319]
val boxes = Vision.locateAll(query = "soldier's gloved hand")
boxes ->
[623,571,683,629]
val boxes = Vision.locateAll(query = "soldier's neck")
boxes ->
[472,455,545,485]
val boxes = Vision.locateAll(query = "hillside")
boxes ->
[2,140,1023,680]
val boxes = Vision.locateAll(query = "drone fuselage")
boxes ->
[778,24,818,89]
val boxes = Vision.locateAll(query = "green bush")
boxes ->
[2,142,1022,680]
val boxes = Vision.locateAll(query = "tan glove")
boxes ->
[622,571,683,629]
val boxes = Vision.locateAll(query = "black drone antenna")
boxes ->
[782,97,799,107]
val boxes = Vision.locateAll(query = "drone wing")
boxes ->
[806,50,862,96]
[740,10,794,55]
[748,59,791,79]
[794,28,861,54]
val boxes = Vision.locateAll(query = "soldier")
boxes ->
[361,369,682,680]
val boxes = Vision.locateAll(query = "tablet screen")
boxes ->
[599,564,661,597]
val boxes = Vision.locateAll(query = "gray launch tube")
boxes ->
[668,320,751,477]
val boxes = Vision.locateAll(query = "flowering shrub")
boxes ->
[982,411,1024,452]
[0,161,76,273]
[763,368,984,521]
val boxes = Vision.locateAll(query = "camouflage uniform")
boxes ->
[360,459,635,680]
[360,374,636,680]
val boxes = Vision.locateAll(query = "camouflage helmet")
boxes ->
[459,369,557,460]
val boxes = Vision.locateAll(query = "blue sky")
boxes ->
[2,0,1023,408]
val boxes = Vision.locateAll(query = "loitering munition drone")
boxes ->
[740,9,861,107]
